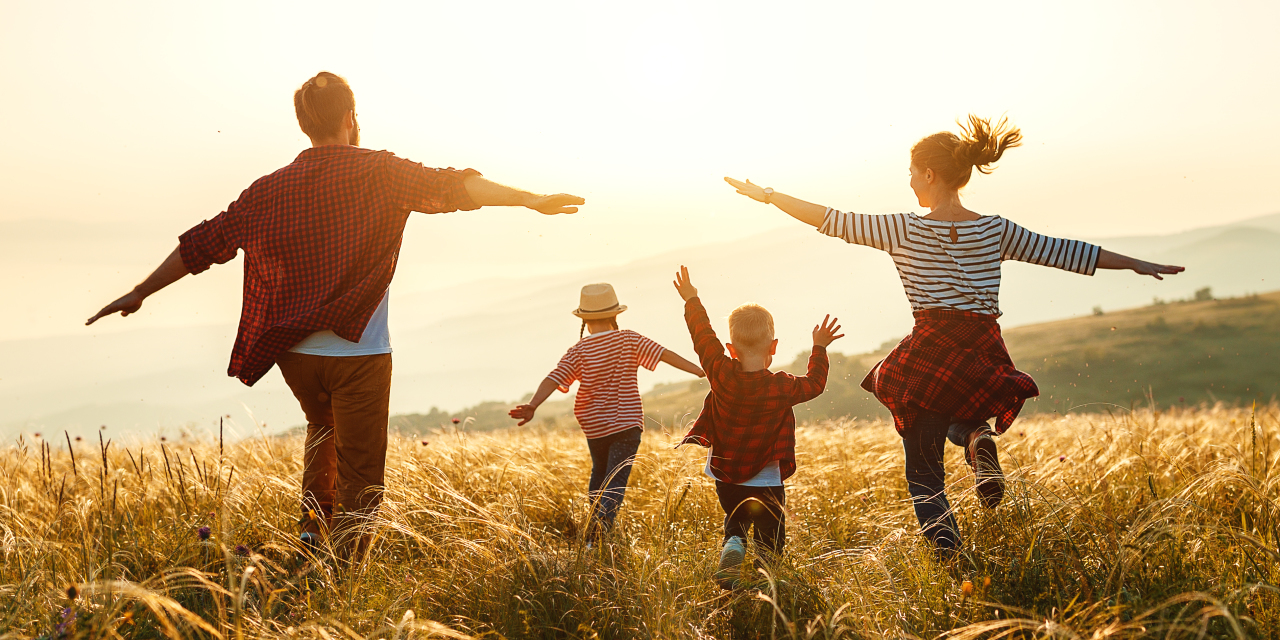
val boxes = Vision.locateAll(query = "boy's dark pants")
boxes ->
[715,481,786,558]
[585,427,643,536]
[900,409,983,552]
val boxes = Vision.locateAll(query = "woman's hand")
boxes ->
[1132,260,1185,281]
[724,177,770,203]
[1097,249,1185,280]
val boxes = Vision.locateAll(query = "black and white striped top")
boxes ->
[819,208,1100,316]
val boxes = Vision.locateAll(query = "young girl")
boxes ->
[725,115,1183,557]
[510,283,705,539]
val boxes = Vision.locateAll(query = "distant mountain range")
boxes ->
[4,211,1279,442]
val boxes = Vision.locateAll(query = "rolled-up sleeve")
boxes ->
[383,153,481,215]
[178,195,247,275]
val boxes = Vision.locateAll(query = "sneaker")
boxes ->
[967,428,1005,509]
[715,536,746,590]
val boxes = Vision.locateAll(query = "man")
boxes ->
[86,71,583,559]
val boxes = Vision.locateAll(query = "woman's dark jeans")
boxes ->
[585,427,643,537]
[901,410,984,554]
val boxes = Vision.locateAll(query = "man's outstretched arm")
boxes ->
[86,246,189,325]
[462,175,584,215]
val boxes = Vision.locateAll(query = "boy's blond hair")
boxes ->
[728,303,775,353]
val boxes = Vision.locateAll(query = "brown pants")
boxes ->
[276,351,392,558]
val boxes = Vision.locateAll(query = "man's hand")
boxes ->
[509,404,537,426]
[526,193,585,216]
[673,265,698,301]
[86,290,144,325]
[812,314,844,348]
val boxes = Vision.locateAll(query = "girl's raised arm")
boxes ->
[724,177,827,228]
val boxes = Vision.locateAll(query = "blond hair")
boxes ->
[910,114,1023,189]
[728,304,775,352]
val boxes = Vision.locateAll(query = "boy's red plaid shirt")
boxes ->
[864,308,1038,434]
[678,297,829,484]
[179,145,480,385]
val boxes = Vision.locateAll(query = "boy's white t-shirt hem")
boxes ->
[704,454,783,487]
[289,291,393,357]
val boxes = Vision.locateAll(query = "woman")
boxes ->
[725,115,1182,557]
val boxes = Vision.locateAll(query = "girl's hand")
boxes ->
[724,177,770,203]
[812,314,845,348]
[509,404,537,426]
[673,265,699,301]
[1133,261,1184,281]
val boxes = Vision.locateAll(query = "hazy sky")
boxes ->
[2,0,1279,342]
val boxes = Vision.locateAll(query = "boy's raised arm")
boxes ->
[788,315,843,403]
[673,266,728,374]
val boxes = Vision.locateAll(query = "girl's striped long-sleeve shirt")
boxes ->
[818,208,1101,316]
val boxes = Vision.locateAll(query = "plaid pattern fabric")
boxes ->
[678,297,829,484]
[179,145,480,385]
[862,308,1038,434]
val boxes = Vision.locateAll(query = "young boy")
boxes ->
[672,266,843,589]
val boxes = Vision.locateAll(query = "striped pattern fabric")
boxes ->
[546,330,666,439]
[818,209,1100,315]
[180,145,479,385]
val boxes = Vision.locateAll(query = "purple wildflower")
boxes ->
[421,440,429,446]
[1059,455,1066,462]
[234,544,250,556]
[197,526,211,541]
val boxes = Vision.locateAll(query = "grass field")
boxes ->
[2,404,1278,639]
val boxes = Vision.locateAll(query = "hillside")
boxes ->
[397,289,1280,434]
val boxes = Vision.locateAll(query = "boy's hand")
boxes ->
[673,265,698,301]
[812,315,844,348]
[509,404,537,426]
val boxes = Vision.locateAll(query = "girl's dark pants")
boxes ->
[585,427,642,536]
[901,410,983,552]
[715,482,786,558]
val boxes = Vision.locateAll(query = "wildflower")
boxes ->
[66,585,78,600]
[1059,455,1066,462]
[234,544,250,556]
[451,418,460,424]
[421,440,429,446]
[198,526,211,541]
[961,580,973,596]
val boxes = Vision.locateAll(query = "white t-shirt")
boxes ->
[705,454,783,487]
[289,291,392,356]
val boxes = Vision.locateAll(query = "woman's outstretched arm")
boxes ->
[1096,249,1185,280]
[724,177,827,227]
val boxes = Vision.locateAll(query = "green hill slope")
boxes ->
[392,290,1280,434]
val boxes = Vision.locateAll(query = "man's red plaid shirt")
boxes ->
[863,308,1038,434]
[678,297,829,484]
[178,145,480,385]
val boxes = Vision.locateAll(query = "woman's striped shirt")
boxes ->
[819,208,1100,316]
[546,329,666,439]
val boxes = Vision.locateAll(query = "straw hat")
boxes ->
[573,283,627,319]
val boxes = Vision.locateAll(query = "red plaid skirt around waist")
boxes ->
[862,308,1038,434]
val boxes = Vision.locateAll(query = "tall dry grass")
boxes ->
[1,404,1277,639]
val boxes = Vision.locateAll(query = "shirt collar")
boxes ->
[294,145,366,162]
